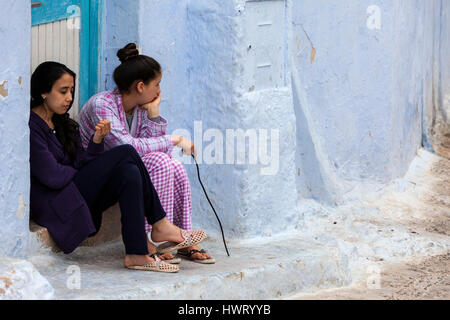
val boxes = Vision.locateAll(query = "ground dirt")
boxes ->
[290,146,450,300]
[291,252,449,300]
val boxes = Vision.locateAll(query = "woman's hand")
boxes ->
[172,135,197,158]
[93,120,111,144]
[140,93,162,118]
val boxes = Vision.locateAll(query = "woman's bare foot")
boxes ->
[178,245,211,260]
[150,218,184,243]
[124,254,156,268]
[147,236,175,260]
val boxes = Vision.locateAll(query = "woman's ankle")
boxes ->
[152,218,170,232]
[124,254,154,267]
[147,239,157,254]
[150,221,183,243]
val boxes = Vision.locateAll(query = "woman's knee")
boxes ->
[107,144,141,165]
[171,158,185,171]
[144,152,174,172]
[112,144,137,156]
[117,163,142,186]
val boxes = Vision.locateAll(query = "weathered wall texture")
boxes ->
[137,0,449,238]
[424,0,450,157]
[139,0,299,237]
[0,0,32,258]
[290,0,436,204]
[0,0,449,257]
[99,0,140,91]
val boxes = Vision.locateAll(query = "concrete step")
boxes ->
[30,204,122,252]
[20,149,450,299]
[27,232,353,299]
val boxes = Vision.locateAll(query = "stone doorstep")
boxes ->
[29,234,353,300]
[30,204,123,253]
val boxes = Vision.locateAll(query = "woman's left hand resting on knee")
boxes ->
[93,120,111,144]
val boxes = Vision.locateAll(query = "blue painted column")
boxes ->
[0,0,32,258]
[138,0,299,238]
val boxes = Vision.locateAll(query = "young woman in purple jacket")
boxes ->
[29,61,206,273]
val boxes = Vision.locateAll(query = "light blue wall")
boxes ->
[138,0,298,237]
[425,0,450,148]
[0,0,32,258]
[440,1,450,123]
[0,0,448,256]
[290,0,438,203]
[135,0,449,238]
[98,0,139,92]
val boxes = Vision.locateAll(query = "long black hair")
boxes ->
[30,61,80,160]
[113,43,162,93]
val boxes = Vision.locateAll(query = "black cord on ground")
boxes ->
[192,154,230,257]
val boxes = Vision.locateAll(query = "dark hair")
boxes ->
[113,43,162,93]
[31,61,79,160]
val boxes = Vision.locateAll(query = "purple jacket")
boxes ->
[29,111,104,254]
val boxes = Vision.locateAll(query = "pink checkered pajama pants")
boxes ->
[141,152,193,234]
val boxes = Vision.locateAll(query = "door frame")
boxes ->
[31,0,103,109]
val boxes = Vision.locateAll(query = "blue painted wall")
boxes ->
[440,1,450,124]
[290,0,436,203]
[136,0,449,237]
[98,0,139,92]
[0,0,449,256]
[0,0,32,258]
[423,0,450,151]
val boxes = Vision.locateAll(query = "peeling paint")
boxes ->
[0,276,12,290]
[310,47,316,64]
[0,80,8,98]
[16,194,27,220]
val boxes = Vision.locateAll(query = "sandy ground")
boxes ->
[290,252,449,300]
[289,146,450,300]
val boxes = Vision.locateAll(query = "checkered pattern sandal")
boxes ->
[177,249,216,264]
[156,229,207,254]
[125,254,179,273]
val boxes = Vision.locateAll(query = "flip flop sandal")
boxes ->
[156,229,207,254]
[177,249,216,264]
[125,254,179,273]
[159,256,181,264]
[146,233,181,264]
[149,253,181,264]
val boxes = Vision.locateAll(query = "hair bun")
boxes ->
[117,43,139,63]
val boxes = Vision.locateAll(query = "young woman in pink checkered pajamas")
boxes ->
[78,43,214,264]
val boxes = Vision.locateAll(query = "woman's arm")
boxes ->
[90,102,175,156]
[30,127,77,190]
[73,132,104,169]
